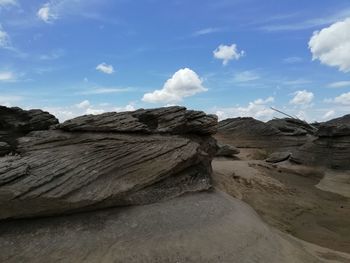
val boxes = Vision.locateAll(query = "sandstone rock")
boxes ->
[0,106,217,219]
[216,143,240,157]
[59,106,217,135]
[216,117,313,151]
[292,114,350,169]
[0,106,58,153]
[266,152,291,163]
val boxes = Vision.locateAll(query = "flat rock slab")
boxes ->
[1,191,348,263]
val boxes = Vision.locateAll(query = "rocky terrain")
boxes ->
[214,115,350,255]
[0,105,349,262]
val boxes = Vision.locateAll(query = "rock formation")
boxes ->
[0,106,58,156]
[0,106,218,219]
[292,114,350,169]
[216,117,313,151]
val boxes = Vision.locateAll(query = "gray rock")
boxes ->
[0,106,217,219]
[0,105,58,153]
[59,106,217,135]
[0,142,11,156]
[216,143,240,157]
[216,117,313,150]
[266,152,291,163]
[292,114,350,169]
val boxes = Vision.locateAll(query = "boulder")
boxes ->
[265,151,291,163]
[216,143,240,157]
[0,106,218,219]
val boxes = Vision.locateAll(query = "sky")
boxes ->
[1,0,350,122]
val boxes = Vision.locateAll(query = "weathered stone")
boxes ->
[266,152,291,163]
[292,114,350,169]
[59,106,218,135]
[0,106,58,153]
[0,142,11,156]
[216,117,313,151]
[216,143,240,157]
[0,106,217,219]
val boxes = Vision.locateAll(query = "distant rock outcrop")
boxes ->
[292,114,350,169]
[0,106,58,155]
[216,117,313,151]
[0,106,218,219]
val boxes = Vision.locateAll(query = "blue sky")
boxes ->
[1,0,350,121]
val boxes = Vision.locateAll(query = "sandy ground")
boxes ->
[1,190,350,263]
[212,149,350,254]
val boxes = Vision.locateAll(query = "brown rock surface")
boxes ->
[0,106,218,219]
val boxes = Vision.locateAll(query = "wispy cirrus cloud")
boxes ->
[0,0,18,8]
[260,8,350,31]
[192,27,224,37]
[79,87,133,95]
[328,81,350,88]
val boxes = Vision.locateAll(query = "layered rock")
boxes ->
[292,114,350,169]
[216,117,313,151]
[0,106,218,219]
[0,106,58,156]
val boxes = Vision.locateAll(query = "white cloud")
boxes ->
[37,2,58,23]
[214,97,275,121]
[233,70,260,82]
[309,18,350,72]
[328,81,350,88]
[0,0,17,7]
[0,24,11,49]
[323,110,335,119]
[290,90,314,105]
[142,68,207,104]
[331,92,350,105]
[76,100,90,109]
[213,43,245,65]
[0,71,15,82]
[96,63,115,74]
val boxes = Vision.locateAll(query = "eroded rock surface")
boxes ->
[216,117,313,151]
[0,106,218,219]
[0,106,58,155]
[292,114,350,169]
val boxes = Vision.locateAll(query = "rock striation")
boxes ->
[0,106,218,219]
[216,117,313,151]
[292,114,350,169]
